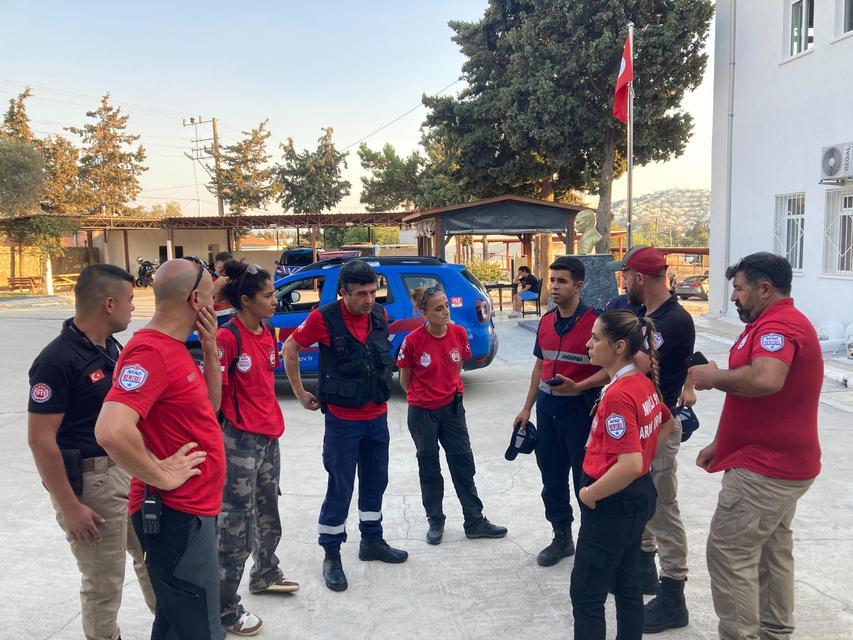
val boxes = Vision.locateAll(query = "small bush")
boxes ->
[465,258,507,284]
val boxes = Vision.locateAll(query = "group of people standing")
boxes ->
[26,245,822,640]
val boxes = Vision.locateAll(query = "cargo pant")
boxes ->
[707,468,814,640]
[407,398,484,530]
[641,416,688,580]
[318,411,390,551]
[218,419,284,626]
[50,458,156,640]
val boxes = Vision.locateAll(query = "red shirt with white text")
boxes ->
[105,329,225,516]
[396,323,472,409]
[583,373,671,480]
[218,318,284,438]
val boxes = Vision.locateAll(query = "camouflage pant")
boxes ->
[218,419,283,625]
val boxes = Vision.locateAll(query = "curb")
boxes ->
[0,295,68,309]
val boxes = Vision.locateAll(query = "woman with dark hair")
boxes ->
[396,286,507,544]
[216,260,298,636]
[569,310,674,640]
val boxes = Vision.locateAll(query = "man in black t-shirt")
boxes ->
[28,265,155,640]
[608,246,696,633]
[510,265,540,317]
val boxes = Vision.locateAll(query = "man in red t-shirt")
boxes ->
[690,252,822,640]
[283,260,407,593]
[95,258,226,640]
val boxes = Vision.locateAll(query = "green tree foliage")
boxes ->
[68,93,147,215]
[1,88,34,142]
[0,137,44,216]
[277,128,351,213]
[209,119,277,215]
[422,0,713,249]
[40,135,81,214]
[3,215,79,257]
[358,143,423,211]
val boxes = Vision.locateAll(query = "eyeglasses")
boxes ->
[183,256,205,302]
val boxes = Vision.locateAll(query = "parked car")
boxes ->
[187,256,499,378]
[675,274,709,300]
[273,247,362,278]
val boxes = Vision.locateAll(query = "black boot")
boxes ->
[322,551,348,592]
[464,517,508,539]
[426,519,445,545]
[638,550,660,595]
[643,577,689,633]
[536,523,574,567]
[358,539,409,563]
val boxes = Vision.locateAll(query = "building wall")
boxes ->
[711,0,853,327]
[97,229,230,271]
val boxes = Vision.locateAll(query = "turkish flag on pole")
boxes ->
[613,35,633,123]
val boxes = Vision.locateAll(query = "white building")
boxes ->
[710,0,853,330]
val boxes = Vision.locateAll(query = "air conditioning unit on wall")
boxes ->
[820,142,853,182]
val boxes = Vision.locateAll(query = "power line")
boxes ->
[340,79,461,151]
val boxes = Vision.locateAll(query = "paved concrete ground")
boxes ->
[2,299,852,639]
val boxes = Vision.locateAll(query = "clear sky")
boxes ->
[0,0,713,214]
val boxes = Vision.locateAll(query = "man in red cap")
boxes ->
[607,246,696,633]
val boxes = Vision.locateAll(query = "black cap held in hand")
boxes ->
[505,421,537,461]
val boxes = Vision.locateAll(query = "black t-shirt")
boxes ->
[519,274,540,295]
[641,296,695,409]
[28,319,121,458]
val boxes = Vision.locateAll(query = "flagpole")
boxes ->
[627,21,634,250]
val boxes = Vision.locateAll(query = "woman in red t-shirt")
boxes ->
[396,286,507,545]
[570,310,674,640]
[215,261,298,636]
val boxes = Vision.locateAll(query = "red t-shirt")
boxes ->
[218,318,285,438]
[105,328,226,517]
[396,323,472,409]
[583,373,672,481]
[711,298,822,480]
[292,300,387,421]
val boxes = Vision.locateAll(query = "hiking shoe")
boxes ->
[323,552,348,592]
[537,523,574,567]
[358,538,409,563]
[252,575,300,594]
[465,518,508,539]
[644,577,689,633]
[226,610,264,636]
[426,521,445,545]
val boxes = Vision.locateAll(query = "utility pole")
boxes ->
[183,115,225,217]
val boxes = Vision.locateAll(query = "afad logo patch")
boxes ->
[605,413,627,439]
[652,332,664,350]
[216,345,225,361]
[237,353,252,373]
[737,332,750,350]
[420,352,432,367]
[30,383,52,403]
[449,347,461,363]
[118,364,148,391]
[759,333,785,352]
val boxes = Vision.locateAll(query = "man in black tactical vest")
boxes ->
[284,260,408,592]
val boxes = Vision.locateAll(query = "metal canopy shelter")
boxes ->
[402,195,584,259]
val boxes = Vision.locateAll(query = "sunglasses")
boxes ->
[185,259,204,303]
[237,264,262,297]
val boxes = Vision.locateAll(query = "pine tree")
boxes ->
[208,119,277,214]
[1,88,34,142]
[67,93,147,215]
[423,0,713,249]
[40,135,81,214]
[276,128,351,213]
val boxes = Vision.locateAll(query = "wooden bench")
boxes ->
[7,276,41,292]
[52,273,80,291]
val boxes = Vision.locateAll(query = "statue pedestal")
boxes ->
[548,253,618,311]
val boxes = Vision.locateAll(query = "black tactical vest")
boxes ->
[317,301,394,411]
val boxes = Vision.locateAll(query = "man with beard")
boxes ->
[608,246,695,633]
[513,257,608,567]
[690,252,821,640]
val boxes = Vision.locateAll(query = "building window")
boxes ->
[790,0,815,55]
[824,190,853,274]
[775,194,806,270]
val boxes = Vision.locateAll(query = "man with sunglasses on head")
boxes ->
[95,258,226,640]
[284,259,407,592]
[28,264,156,640]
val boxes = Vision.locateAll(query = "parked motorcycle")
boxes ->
[136,257,157,288]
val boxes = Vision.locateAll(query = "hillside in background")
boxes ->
[610,188,710,246]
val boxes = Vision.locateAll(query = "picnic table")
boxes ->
[484,282,516,311]
[52,273,80,291]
